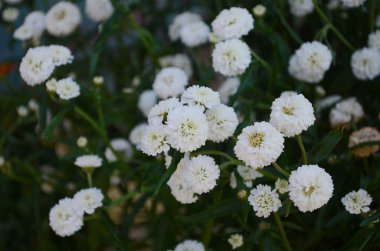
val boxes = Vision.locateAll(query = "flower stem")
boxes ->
[296,135,308,165]
[86,172,93,187]
[312,0,354,50]
[273,162,290,177]
[274,212,293,251]
[191,150,235,161]
[250,49,274,91]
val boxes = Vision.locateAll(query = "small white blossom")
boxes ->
[74,188,104,214]
[288,0,314,17]
[228,234,244,249]
[105,138,133,162]
[174,240,205,251]
[218,77,240,104]
[275,179,289,194]
[153,67,188,99]
[46,78,57,92]
[74,155,102,169]
[206,104,238,143]
[169,12,202,41]
[340,0,367,8]
[148,97,182,125]
[159,54,193,77]
[77,136,87,148]
[329,97,364,128]
[2,7,19,22]
[85,0,114,22]
[141,125,170,156]
[237,165,263,187]
[181,85,220,110]
[341,189,372,214]
[368,30,380,51]
[46,1,81,37]
[248,184,282,218]
[138,90,157,117]
[351,47,380,80]
[129,123,149,149]
[17,106,29,117]
[180,21,210,47]
[49,45,73,66]
[55,78,80,100]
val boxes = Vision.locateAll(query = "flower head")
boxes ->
[288,0,314,17]
[74,188,104,214]
[169,12,202,41]
[329,97,364,128]
[206,104,238,142]
[218,77,240,104]
[341,189,372,214]
[55,78,80,100]
[181,85,221,110]
[159,54,193,77]
[129,123,149,150]
[105,138,133,162]
[174,240,205,251]
[74,154,102,169]
[228,234,244,249]
[248,184,282,218]
[138,89,157,117]
[85,0,114,22]
[180,21,210,47]
[49,45,73,66]
[351,47,380,80]
[237,165,263,187]
[49,198,83,237]
[46,1,81,37]
[141,125,170,156]
[148,97,182,125]
[275,179,289,194]
[153,67,188,99]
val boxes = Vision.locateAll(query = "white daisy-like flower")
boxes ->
[228,234,244,249]
[211,7,254,41]
[174,240,205,251]
[181,85,221,110]
[329,97,364,128]
[218,77,240,104]
[45,1,81,37]
[351,47,380,80]
[237,165,263,188]
[2,7,19,22]
[74,188,104,214]
[248,184,282,218]
[270,92,315,137]
[46,78,57,92]
[206,104,238,142]
[85,0,114,22]
[141,125,170,156]
[129,123,149,149]
[137,89,157,117]
[20,47,55,86]
[234,122,284,169]
[169,12,202,41]
[341,189,372,214]
[148,97,182,125]
[167,157,198,204]
[184,155,220,194]
[13,25,33,40]
[74,154,102,169]
[159,54,193,77]
[340,0,367,8]
[288,41,333,83]
[153,67,188,99]
[289,165,334,212]
[14,11,46,40]
[368,30,380,51]
[55,78,80,100]
[105,138,133,162]
[288,0,314,17]
[275,179,289,194]
[180,21,210,47]
[49,198,84,237]
[49,45,73,66]
[166,106,209,153]
[212,39,252,77]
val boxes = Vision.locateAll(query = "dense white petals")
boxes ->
[341,189,372,214]
[153,67,188,99]
[129,123,149,149]
[180,21,210,47]
[169,12,202,41]
[148,97,182,125]
[248,184,282,218]
[351,47,380,80]
[288,0,314,17]
[85,0,114,22]
[55,78,80,100]
[181,85,221,110]
[174,240,205,251]
[46,1,81,37]
[206,104,238,142]
[74,188,104,214]
[329,97,364,128]
[138,90,157,117]
[159,54,193,77]
[74,155,102,168]
[218,77,240,104]
[141,125,170,156]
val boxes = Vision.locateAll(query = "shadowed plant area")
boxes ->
[1,0,380,250]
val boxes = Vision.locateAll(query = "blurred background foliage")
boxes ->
[1,0,380,250]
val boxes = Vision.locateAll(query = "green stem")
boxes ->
[296,135,308,165]
[274,212,293,251]
[220,159,278,180]
[273,162,290,177]
[202,189,223,248]
[312,0,354,50]
[191,150,235,161]
[250,49,274,91]
[87,172,93,187]
[275,9,303,45]
[369,0,376,32]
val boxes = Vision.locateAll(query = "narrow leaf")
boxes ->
[308,129,343,164]
[41,108,69,142]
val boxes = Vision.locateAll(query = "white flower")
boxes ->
[93,76,104,86]
[289,165,334,212]
[74,154,102,169]
[55,78,80,100]
[340,0,367,8]
[206,104,238,142]
[174,240,205,251]
[288,41,333,83]
[14,11,46,40]
[211,7,254,41]
[48,45,73,66]
[20,47,55,86]
[234,122,284,169]
[181,85,221,110]
[169,12,202,41]
[13,25,33,40]
[85,0,114,22]
[105,138,133,162]
[2,7,19,22]
[237,165,263,187]
[46,78,57,92]
[17,106,29,117]
[74,188,104,214]
[46,1,81,37]
[248,184,282,218]
[184,155,220,194]
[228,234,244,249]
[167,157,198,204]
[270,92,315,137]
[49,198,84,237]
[148,97,182,125]
[275,179,289,194]
[288,0,314,17]
[351,47,380,80]
[315,95,341,112]
[218,77,240,104]
[141,125,170,156]
[212,39,252,77]
[253,5,266,17]
[129,123,149,149]
[368,30,380,51]
[329,97,364,128]
[28,99,39,111]
[153,67,188,99]
[180,21,210,47]
[138,90,157,117]
[341,189,372,214]
[159,54,193,77]
[166,106,208,153]
[77,136,88,148]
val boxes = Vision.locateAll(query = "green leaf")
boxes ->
[41,108,69,142]
[340,227,375,251]
[308,129,343,164]
[181,199,241,224]
[153,151,181,196]
[360,210,380,227]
